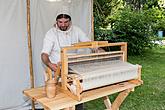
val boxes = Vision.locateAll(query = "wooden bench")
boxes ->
[23,79,142,110]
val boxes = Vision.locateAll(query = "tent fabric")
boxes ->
[0,0,30,109]
[0,0,92,109]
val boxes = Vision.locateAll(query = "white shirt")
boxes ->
[41,25,90,64]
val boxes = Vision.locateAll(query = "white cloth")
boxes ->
[56,5,71,17]
[41,25,90,64]
[0,0,92,109]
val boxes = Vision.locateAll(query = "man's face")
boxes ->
[56,18,71,31]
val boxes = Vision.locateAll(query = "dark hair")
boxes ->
[56,14,71,21]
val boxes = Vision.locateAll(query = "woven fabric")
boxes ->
[69,60,138,90]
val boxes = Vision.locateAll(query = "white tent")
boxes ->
[0,0,93,109]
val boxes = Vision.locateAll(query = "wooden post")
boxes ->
[103,96,112,110]
[26,0,35,110]
[111,89,131,110]
[61,49,68,90]
[138,65,142,80]
[121,43,127,61]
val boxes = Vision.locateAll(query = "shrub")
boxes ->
[94,7,165,55]
[107,7,155,55]
[144,7,165,34]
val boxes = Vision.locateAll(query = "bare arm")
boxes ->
[41,53,57,71]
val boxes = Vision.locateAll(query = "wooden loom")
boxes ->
[55,41,143,103]
[42,41,142,110]
[23,41,143,110]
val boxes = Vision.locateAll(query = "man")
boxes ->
[41,11,90,110]
[41,14,90,72]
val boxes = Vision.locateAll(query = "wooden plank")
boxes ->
[103,96,112,110]
[63,42,127,51]
[23,87,46,101]
[61,49,68,90]
[68,54,123,63]
[73,41,108,47]
[67,51,123,59]
[111,89,132,110]
[23,80,142,110]
[63,107,75,110]
[137,65,142,80]
[121,43,127,61]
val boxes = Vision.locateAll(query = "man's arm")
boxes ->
[41,53,57,72]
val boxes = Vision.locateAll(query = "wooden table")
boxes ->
[23,80,142,110]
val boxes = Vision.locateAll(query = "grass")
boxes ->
[84,46,165,110]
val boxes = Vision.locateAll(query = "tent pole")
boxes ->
[26,0,35,110]
[91,0,94,40]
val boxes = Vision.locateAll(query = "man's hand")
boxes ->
[41,53,57,72]
[48,62,57,72]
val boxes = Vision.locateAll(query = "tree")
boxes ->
[93,0,123,28]
[93,0,165,55]
[123,0,163,10]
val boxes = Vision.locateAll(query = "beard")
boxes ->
[58,26,68,31]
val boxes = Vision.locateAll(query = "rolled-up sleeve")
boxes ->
[41,34,54,55]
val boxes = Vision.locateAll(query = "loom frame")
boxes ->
[60,41,142,102]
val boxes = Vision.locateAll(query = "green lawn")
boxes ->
[85,46,165,110]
